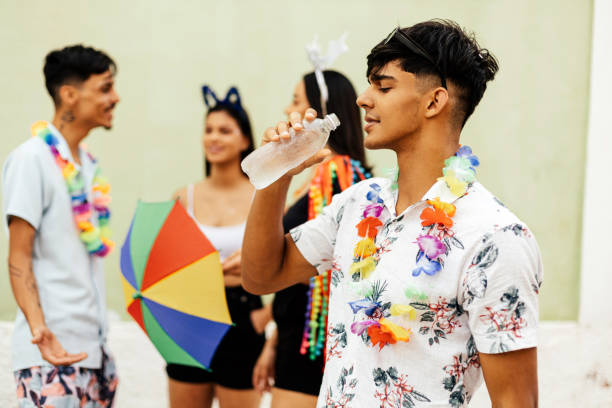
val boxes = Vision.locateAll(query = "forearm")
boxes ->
[224,274,242,287]
[491,394,538,408]
[8,218,46,334]
[8,253,45,333]
[242,176,292,293]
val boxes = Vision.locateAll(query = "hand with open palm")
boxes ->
[31,326,88,366]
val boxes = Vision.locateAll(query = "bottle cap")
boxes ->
[324,113,341,130]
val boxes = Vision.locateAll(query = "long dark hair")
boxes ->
[203,104,255,177]
[303,70,371,172]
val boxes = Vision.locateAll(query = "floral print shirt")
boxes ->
[291,177,543,407]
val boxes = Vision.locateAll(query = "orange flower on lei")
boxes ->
[367,324,396,349]
[367,318,412,350]
[420,207,453,228]
[356,217,383,239]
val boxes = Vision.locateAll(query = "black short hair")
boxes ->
[303,70,371,173]
[367,20,499,127]
[43,44,116,105]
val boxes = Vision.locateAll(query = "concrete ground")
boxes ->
[1,321,611,407]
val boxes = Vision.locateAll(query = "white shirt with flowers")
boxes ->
[291,177,543,407]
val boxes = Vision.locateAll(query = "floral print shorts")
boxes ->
[14,351,118,408]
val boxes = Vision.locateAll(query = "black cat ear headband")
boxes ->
[201,85,244,114]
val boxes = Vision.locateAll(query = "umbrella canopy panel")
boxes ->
[140,202,217,290]
[120,200,232,369]
[121,201,174,289]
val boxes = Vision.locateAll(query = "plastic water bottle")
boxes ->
[241,113,340,189]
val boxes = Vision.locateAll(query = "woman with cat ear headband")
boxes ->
[167,85,271,408]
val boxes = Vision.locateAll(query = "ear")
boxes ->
[424,87,449,119]
[57,84,79,108]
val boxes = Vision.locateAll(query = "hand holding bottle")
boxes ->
[262,109,317,144]
[241,108,335,189]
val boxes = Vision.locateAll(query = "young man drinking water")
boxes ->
[4,45,120,407]
[242,20,542,407]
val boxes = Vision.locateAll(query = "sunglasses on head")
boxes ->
[384,27,447,89]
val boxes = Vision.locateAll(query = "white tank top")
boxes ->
[186,183,246,262]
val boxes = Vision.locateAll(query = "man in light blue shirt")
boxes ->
[3,44,120,407]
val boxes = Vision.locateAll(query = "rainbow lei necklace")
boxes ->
[31,121,114,257]
[301,155,371,360]
[348,146,479,349]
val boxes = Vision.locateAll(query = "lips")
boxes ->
[206,146,224,154]
[364,115,380,132]
[104,105,115,120]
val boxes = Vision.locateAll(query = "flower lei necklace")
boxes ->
[348,145,479,350]
[300,155,371,361]
[31,121,114,257]
[413,146,479,277]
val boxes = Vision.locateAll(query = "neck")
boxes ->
[394,126,459,214]
[52,110,90,164]
[207,159,247,188]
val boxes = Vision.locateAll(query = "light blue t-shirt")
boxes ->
[2,124,109,370]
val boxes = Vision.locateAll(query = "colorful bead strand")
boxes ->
[300,156,371,361]
[300,279,315,355]
[314,272,329,357]
[308,275,322,360]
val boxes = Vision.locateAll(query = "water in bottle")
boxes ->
[241,114,340,189]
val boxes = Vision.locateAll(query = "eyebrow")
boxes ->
[102,72,115,81]
[368,73,397,84]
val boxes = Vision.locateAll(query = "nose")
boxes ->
[356,87,373,110]
[283,104,291,118]
[204,130,221,142]
[112,89,120,105]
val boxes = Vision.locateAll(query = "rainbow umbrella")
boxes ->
[120,200,232,370]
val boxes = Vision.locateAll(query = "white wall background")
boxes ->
[0,0,594,321]
[580,0,612,324]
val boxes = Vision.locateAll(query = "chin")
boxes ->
[95,119,113,130]
[364,133,387,150]
[204,154,224,163]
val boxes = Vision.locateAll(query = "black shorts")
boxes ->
[166,286,265,389]
[273,284,324,396]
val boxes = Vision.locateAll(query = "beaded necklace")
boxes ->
[348,146,479,349]
[300,155,371,360]
[31,121,114,257]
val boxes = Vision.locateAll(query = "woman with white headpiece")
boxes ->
[252,35,372,407]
